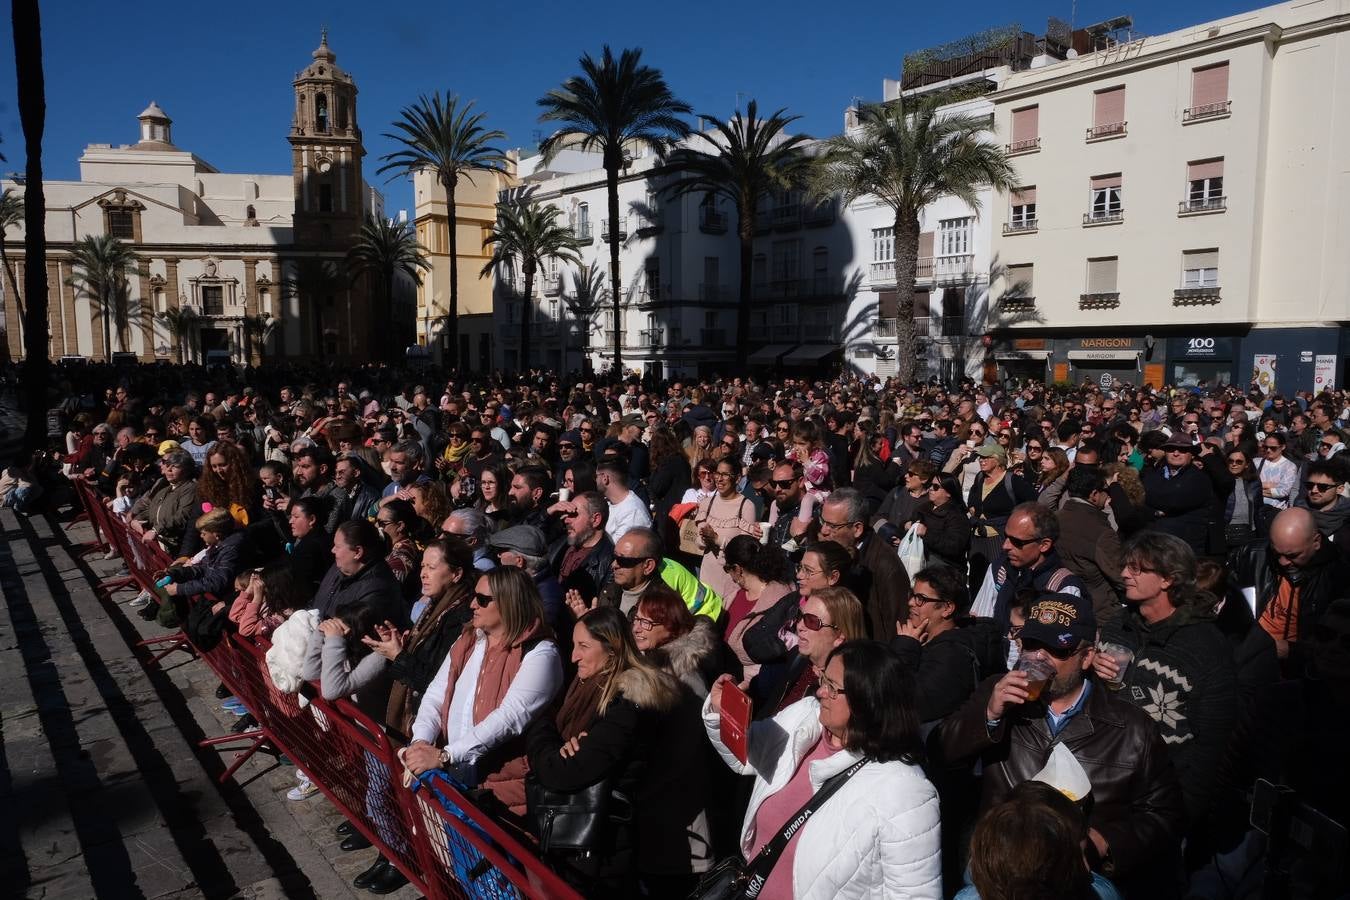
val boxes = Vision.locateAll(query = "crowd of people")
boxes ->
[7,360,1350,900]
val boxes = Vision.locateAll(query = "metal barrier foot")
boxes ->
[199,731,270,783]
[95,575,138,597]
[135,631,195,666]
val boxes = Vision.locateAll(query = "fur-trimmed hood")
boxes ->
[652,616,721,682]
[614,663,682,713]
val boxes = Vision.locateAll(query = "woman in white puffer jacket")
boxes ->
[705,640,942,900]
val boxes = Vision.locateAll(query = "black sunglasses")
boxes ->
[471,592,495,607]
[613,554,650,568]
[1020,637,1081,661]
[1304,480,1340,492]
[771,478,797,489]
[1004,533,1045,549]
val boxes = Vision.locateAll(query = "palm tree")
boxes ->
[664,101,814,359]
[566,260,607,373]
[241,312,279,364]
[481,200,581,372]
[156,305,197,364]
[13,0,49,452]
[537,46,691,373]
[813,97,1016,383]
[0,189,24,327]
[379,93,507,371]
[346,213,429,361]
[283,258,345,357]
[66,234,136,361]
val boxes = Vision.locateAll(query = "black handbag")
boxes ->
[524,774,632,854]
[689,756,868,900]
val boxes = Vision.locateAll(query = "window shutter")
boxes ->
[1011,186,1037,205]
[943,287,964,316]
[1188,159,1224,180]
[1191,63,1230,107]
[1011,106,1039,143]
[913,290,930,319]
[1007,264,1034,297]
[1090,173,1123,190]
[1185,250,1219,271]
[878,290,899,318]
[918,231,935,258]
[1093,88,1126,126]
[1087,257,1118,293]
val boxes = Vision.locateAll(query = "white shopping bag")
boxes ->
[897,523,926,580]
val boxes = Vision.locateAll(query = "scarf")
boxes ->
[555,670,609,741]
[442,441,470,466]
[384,582,470,738]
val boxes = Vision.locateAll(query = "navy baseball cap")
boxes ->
[1020,592,1097,650]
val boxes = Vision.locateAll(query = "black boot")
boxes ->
[353,858,388,889]
[365,862,409,895]
[230,714,258,734]
[336,820,355,837]
[340,832,373,852]
[215,683,231,699]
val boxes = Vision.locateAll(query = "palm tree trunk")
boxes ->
[384,269,396,363]
[101,288,113,361]
[737,206,754,362]
[520,267,534,372]
[894,210,921,384]
[604,158,623,373]
[443,176,460,372]
[13,0,49,454]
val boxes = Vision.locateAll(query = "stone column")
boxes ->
[243,258,259,365]
[137,258,154,361]
[45,259,67,357]
[164,258,182,362]
[5,259,23,361]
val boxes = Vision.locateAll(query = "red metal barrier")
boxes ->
[76,482,583,900]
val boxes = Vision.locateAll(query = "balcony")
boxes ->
[700,328,728,347]
[699,283,728,301]
[571,221,594,245]
[541,274,561,296]
[1005,137,1041,155]
[1183,100,1232,123]
[804,200,836,227]
[600,217,627,241]
[634,208,663,236]
[771,204,801,231]
[1079,292,1121,310]
[870,260,895,284]
[940,316,965,337]
[999,296,1037,313]
[639,328,664,347]
[1083,209,1124,226]
[875,318,897,338]
[202,295,225,316]
[1085,121,1127,142]
[1178,196,1226,216]
[1174,286,1221,306]
[699,208,727,234]
[753,277,843,300]
[1002,219,1038,236]
[603,329,626,347]
[931,255,975,283]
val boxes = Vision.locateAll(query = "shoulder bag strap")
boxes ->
[741,756,869,898]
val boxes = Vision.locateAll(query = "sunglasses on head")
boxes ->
[471,592,495,608]
[799,612,838,632]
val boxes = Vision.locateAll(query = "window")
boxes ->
[752,254,767,289]
[644,258,661,300]
[1010,187,1037,227]
[1182,250,1219,288]
[1089,87,1126,138]
[938,217,972,256]
[316,93,329,132]
[872,228,894,263]
[1006,264,1034,299]
[319,183,333,213]
[1187,63,1230,119]
[1088,174,1123,220]
[337,98,349,130]
[201,285,224,315]
[107,209,135,240]
[1185,159,1224,210]
[1086,257,1119,294]
[812,247,829,292]
[771,240,800,281]
[704,310,718,329]
[576,202,590,237]
[1010,105,1039,151]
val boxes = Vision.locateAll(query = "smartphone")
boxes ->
[720,682,752,764]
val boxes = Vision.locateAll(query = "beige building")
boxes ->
[412,162,513,370]
[1,34,392,365]
[988,0,1350,391]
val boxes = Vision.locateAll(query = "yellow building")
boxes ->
[413,155,517,370]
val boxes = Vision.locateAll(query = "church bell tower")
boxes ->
[289,30,364,246]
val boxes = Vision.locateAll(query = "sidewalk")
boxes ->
[0,507,417,899]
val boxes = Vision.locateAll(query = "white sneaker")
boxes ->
[287,775,319,801]
[128,591,152,609]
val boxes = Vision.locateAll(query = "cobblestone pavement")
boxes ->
[0,506,419,899]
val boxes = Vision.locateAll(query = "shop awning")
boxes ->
[784,344,839,365]
[1067,350,1140,362]
[748,344,794,364]
[994,350,1052,360]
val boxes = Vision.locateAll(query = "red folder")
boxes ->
[720,683,752,764]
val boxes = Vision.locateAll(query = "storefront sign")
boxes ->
[1099,372,1113,389]
[1013,338,1046,350]
[1301,351,1314,363]
[1173,337,1234,359]
[1315,354,1337,391]
[1079,338,1135,349]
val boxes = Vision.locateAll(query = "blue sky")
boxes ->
[1,0,1260,216]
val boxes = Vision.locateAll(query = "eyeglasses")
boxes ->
[612,554,650,568]
[927,483,946,493]
[558,443,577,450]
[909,590,943,605]
[376,519,396,529]
[799,612,838,632]
[817,675,846,699]
[632,615,658,632]
[771,478,797,489]
[470,592,495,608]
[796,563,822,577]
[1004,533,1044,549]
[1262,444,1281,452]
[1026,445,1044,453]
[818,518,857,531]
[1304,480,1339,493]
[1227,457,1247,466]
[776,427,790,434]
[579,427,595,434]
[713,471,735,480]
[1020,638,1081,661]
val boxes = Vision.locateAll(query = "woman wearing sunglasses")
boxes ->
[707,641,940,899]
[405,567,563,815]
[905,472,971,572]
[747,585,866,720]
[1220,447,1262,550]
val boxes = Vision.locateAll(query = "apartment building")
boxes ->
[989,0,1350,393]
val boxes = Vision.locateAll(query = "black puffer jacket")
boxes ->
[905,499,970,570]
[1100,602,1239,825]
[889,617,1006,723]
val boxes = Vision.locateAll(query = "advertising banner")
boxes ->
[1314,354,1337,392]
[1252,354,1277,395]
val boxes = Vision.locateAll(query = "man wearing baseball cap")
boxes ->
[937,591,1186,896]
[1141,435,1215,555]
